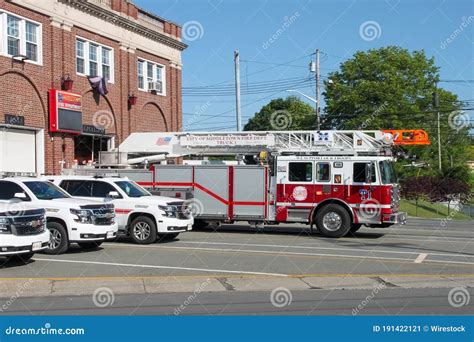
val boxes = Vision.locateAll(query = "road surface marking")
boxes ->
[414,253,428,264]
[33,258,288,277]
[102,244,474,266]
[105,241,474,260]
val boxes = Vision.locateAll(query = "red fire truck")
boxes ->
[67,130,430,238]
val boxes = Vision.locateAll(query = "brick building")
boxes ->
[0,0,186,175]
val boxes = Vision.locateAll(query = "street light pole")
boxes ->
[434,85,442,172]
[316,49,321,130]
[234,50,242,132]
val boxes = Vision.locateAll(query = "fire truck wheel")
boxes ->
[350,224,363,234]
[129,216,157,245]
[44,222,69,255]
[316,204,351,238]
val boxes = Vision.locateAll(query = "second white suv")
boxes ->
[50,176,194,244]
[0,178,118,254]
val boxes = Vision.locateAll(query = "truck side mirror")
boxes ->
[107,191,120,199]
[365,164,374,184]
[14,192,27,200]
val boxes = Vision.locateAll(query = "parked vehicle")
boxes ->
[64,130,430,238]
[49,177,193,244]
[0,178,118,254]
[0,202,50,263]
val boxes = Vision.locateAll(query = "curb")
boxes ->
[0,275,472,300]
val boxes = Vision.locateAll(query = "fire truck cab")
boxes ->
[66,130,429,238]
[274,155,403,237]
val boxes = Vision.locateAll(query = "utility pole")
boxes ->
[234,50,242,131]
[434,85,442,172]
[315,49,321,131]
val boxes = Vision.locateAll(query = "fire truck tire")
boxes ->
[129,216,157,245]
[315,204,351,238]
[44,222,69,255]
[350,224,363,234]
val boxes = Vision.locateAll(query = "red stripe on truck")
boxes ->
[140,181,265,207]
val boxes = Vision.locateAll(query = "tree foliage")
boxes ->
[244,96,316,131]
[323,46,471,182]
[401,176,471,203]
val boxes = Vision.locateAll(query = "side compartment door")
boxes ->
[350,162,381,224]
[276,160,314,222]
[314,162,332,204]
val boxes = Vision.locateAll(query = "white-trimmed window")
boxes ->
[0,11,42,64]
[138,59,166,95]
[75,37,114,83]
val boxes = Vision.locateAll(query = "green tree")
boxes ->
[244,96,316,131]
[323,46,471,182]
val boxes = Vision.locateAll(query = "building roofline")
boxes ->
[60,0,187,51]
[135,5,182,29]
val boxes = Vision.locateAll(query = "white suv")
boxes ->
[0,178,118,255]
[0,202,50,264]
[50,176,194,244]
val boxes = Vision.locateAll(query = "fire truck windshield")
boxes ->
[379,161,398,184]
[115,181,152,198]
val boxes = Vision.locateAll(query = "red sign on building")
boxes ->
[49,89,83,134]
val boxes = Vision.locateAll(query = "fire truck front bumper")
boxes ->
[382,212,407,225]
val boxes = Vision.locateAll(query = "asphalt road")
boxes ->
[1,288,472,316]
[1,218,472,278]
[0,219,472,316]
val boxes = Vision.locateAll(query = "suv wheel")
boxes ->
[129,216,157,244]
[44,222,69,255]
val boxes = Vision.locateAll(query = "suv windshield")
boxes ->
[379,160,398,184]
[115,181,151,198]
[25,181,71,200]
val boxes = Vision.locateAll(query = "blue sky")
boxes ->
[135,0,474,131]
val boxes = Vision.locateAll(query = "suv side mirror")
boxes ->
[107,191,120,199]
[14,192,27,200]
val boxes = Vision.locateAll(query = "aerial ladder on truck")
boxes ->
[69,129,430,238]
